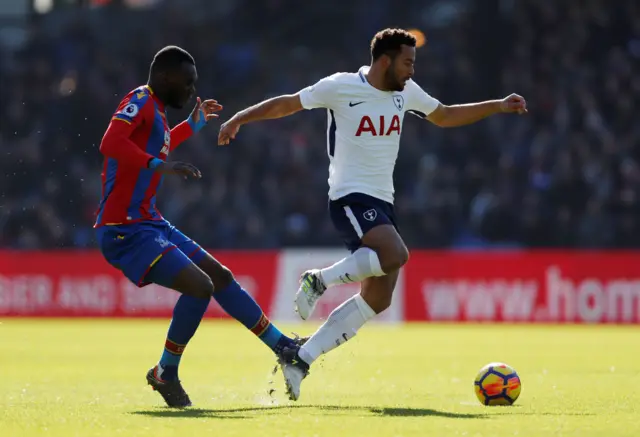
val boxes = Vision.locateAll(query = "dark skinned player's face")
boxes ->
[164,62,198,109]
[383,45,415,92]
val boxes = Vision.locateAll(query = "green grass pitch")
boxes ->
[1,319,639,437]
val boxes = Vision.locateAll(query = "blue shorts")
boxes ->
[95,220,208,287]
[329,193,399,253]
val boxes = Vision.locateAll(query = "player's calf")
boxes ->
[360,270,400,314]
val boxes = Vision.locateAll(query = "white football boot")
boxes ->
[294,270,327,320]
[277,345,310,401]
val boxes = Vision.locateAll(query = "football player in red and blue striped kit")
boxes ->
[94,46,302,408]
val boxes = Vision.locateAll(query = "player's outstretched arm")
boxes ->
[218,94,304,145]
[427,94,527,128]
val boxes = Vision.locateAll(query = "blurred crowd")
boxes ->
[1,0,639,249]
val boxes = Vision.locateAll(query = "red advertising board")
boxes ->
[0,251,278,317]
[404,251,640,323]
[2,250,640,323]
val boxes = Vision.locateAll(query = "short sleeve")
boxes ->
[406,80,440,118]
[112,89,152,127]
[298,75,340,110]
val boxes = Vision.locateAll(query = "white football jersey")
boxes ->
[298,66,440,203]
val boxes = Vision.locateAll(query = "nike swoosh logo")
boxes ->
[349,101,365,107]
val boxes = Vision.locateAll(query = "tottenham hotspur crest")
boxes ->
[392,95,404,111]
[363,209,377,221]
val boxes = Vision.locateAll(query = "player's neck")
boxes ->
[147,81,168,106]
[365,64,391,92]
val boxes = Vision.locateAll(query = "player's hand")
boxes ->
[191,97,223,123]
[500,94,527,114]
[218,117,241,146]
[155,161,202,180]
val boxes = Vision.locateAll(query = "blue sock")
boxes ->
[158,294,210,381]
[213,280,295,353]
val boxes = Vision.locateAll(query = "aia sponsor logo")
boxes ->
[355,115,401,136]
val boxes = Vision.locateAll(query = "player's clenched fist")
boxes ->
[500,94,527,114]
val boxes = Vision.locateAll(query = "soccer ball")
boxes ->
[474,362,521,406]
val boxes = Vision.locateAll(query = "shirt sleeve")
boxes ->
[298,74,341,110]
[100,94,156,168]
[406,80,441,118]
[169,121,194,152]
[112,91,150,127]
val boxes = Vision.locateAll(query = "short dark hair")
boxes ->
[370,28,417,61]
[150,46,195,75]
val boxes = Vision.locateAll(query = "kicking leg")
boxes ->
[282,270,400,400]
[295,224,408,319]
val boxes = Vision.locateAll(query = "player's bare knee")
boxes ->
[171,265,213,299]
[210,266,234,292]
[194,274,214,299]
[396,244,410,268]
[196,256,235,290]
[362,225,409,273]
[379,244,409,273]
[185,268,213,299]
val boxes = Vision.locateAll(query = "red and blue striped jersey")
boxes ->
[94,85,194,227]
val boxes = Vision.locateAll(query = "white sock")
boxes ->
[319,247,384,288]
[298,294,376,365]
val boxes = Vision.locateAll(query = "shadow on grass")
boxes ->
[481,405,595,417]
[130,404,487,420]
[492,411,595,416]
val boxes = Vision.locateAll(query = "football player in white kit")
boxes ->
[218,28,527,400]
